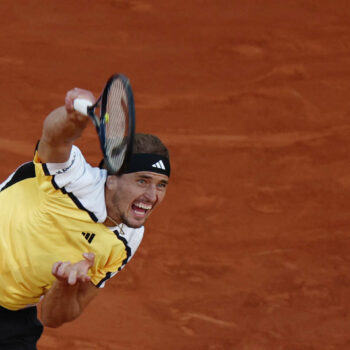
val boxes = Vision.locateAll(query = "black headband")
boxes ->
[121,153,171,177]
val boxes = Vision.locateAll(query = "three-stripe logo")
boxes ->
[152,160,166,170]
[82,232,95,244]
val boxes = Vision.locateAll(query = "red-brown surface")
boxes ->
[1,1,350,349]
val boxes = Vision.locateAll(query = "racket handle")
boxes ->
[73,98,93,116]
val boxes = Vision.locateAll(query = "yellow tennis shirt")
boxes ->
[0,146,144,310]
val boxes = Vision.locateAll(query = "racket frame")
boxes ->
[75,74,135,174]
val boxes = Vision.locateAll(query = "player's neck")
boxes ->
[104,215,121,227]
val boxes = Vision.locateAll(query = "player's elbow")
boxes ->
[41,315,64,328]
[40,307,79,328]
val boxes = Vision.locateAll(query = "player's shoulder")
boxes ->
[37,145,108,222]
[112,224,145,253]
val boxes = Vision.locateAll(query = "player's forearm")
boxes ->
[41,253,98,328]
[38,106,89,162]
[40,280,88,328]
[42,106,89,144]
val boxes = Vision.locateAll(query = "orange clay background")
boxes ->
[1,1,350,349]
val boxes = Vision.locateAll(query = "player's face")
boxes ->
[105,171,169,228]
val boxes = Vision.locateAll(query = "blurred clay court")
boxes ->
[1,1,350,349]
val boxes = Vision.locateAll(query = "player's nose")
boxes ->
[144,185,157,203]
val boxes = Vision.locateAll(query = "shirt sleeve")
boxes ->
[34,145,108,223]
[91,226,145,288]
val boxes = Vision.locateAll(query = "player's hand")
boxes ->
[52,253,95,286]
[65,88,96,114]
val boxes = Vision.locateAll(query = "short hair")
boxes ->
[98,133,170,170]
[132,133,169,158]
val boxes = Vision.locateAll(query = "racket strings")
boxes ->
[104,79,130,172]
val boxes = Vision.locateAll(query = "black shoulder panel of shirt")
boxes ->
[1,162,35,192]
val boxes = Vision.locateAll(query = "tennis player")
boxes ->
[0,87,171,349]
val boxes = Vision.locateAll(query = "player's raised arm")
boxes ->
[38,88,95,163]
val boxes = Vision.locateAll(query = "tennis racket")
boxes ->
[73,74,135,174]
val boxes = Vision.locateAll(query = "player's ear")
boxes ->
[106,175,118,190]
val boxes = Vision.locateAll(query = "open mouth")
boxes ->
[131,202,152,217]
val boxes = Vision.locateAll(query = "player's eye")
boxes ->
[157,182,167,189]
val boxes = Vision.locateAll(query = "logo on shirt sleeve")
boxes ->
[54,153,76,175]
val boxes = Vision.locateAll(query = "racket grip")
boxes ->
[73,98,93,116]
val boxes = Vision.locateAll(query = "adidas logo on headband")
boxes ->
[121,153,171,177]
[152,160,166,170]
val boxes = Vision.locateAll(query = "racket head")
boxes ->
[98,74,135,174]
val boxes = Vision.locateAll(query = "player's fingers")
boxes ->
[83,275,91,283]
[65,93,75,112]
[56,261,71,278]
[76,272,91,284]
[75,263,91,278]
[67,269,78,285]
[65,89,85,112]
[66,88,95,104]
[67,254,93,283]
[51,261,62,275]
[82,252,95,267]
[74,88,95,103]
